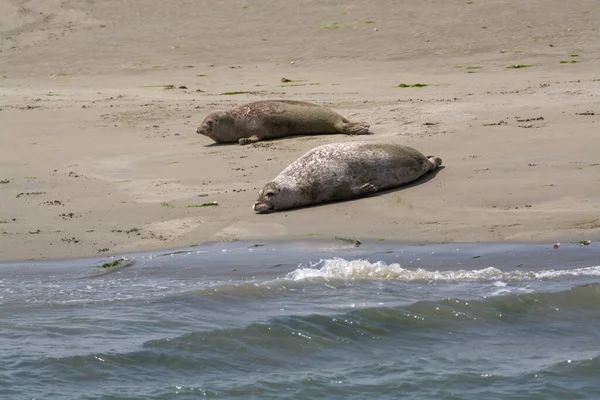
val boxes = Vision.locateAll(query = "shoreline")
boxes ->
[1,235,596,265]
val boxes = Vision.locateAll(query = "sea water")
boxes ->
[1,241,600,399]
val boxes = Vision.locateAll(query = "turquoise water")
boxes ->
[2,241,600,399]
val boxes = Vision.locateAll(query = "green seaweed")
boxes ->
[196,74,208,77]
[396,83,429,88]
[318,22,342,30]
[456,66,482,71]
[249,244,265,248]
[363,20,375,24]
[161,202,174,208]
[505,64,533,69]
[221,91,262,95]
[99,258,125,269]
[560,60,579,64]
[186,202,218,208]
[335,236,361,246]
[575,240,592,246]
[569,54,579,57]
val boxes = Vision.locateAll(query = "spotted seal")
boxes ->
[196,100,370,145]
[253,142,442,213]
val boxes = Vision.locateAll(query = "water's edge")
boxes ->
[2,239,598,271]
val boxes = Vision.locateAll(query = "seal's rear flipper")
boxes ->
[338,122,370,135]
[426,156,443,169]
[239,135,260,145]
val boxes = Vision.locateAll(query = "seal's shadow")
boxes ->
[202,132,376,147]
[277,166,446,213]
[204,142,231,148]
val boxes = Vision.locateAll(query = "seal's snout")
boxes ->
[196,126,202,134]
[253,201,272,214]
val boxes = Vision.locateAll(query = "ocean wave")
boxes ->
[284,257,600,282]
[152,283,600,352]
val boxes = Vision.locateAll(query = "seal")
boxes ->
[196,100,370,145]
[253,142,442,213]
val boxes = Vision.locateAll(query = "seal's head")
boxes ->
[252,179,306,214]
[196,111,226,141]
[254,179,309,213]
[253,182,281,214]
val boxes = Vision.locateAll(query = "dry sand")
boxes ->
[1,0,600,261]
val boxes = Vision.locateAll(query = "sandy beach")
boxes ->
[1,0,599,262]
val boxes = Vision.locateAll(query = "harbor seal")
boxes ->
[253,142,442,213]
[196,100,370,145]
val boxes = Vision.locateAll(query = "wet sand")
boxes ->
[1,0,600,261]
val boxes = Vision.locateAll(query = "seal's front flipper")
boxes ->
[354,183,378,197]
[338,121,370,135]
[239,135,260,145]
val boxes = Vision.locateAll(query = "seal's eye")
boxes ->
[265,191,276,199]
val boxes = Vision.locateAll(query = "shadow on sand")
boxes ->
[202,131,376,147]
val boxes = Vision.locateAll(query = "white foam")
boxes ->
[284,258,600,282]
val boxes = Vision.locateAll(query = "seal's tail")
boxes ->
[340,122,370,135]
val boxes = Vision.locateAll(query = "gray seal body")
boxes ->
[253,142,442,213]
[196,100,370,145]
